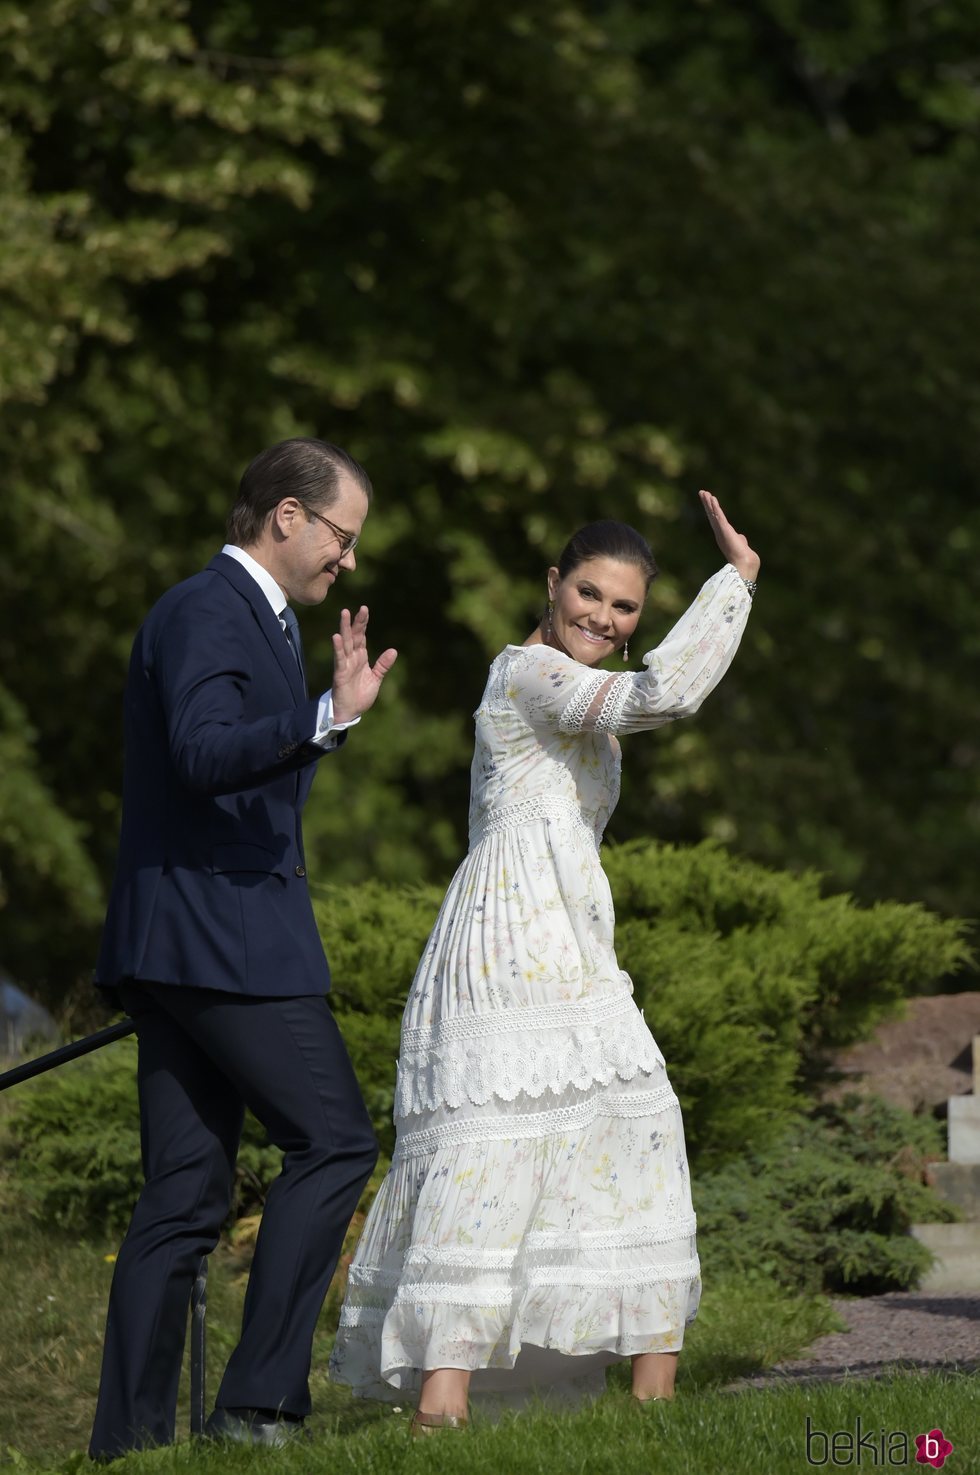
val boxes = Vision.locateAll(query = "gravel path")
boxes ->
[733,1292,980,1389]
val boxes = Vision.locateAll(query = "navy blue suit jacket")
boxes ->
[96,553,340,996]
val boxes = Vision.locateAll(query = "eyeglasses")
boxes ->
[306,507,359,557]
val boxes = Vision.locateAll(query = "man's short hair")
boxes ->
[227,437,372,547]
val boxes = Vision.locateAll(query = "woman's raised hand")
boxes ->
[698,490,760,583]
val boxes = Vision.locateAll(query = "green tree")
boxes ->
[1,0,979,999]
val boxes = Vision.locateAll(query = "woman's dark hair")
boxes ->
[227,437,372,546]
[556,520,657,588]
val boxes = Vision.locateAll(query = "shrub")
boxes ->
[315,879,444,1157]
[694,1095,957,1295]
[1,842,968,1248]
[317,842,971,1163]
[0,1034,280,1236]
[605,838,970,1061]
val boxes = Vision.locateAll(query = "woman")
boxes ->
[330,490,759,1427]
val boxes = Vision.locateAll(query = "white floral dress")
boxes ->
[330,564,752,1405]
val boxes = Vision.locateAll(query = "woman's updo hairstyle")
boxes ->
[556,520,657,589]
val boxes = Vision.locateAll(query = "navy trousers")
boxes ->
[89,984,378,1460]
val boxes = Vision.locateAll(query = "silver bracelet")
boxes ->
[741,576,758,598]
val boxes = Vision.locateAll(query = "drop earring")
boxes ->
[622,639,630,663]
[546,599,555,639]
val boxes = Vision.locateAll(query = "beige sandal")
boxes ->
[409,1410,469,1437]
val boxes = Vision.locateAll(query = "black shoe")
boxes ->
[203,1407,308,1447]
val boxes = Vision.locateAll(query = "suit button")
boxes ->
[295,865,306,878]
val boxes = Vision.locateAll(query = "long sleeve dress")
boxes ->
[329,564,753,1406]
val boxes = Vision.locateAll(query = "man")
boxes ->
[89,437,396,1459]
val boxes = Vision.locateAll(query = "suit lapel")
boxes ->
[207,554,307,704]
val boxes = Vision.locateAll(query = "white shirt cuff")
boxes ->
[310,691,361,750]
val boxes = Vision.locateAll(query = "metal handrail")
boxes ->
[0,1022,208,1436]
[0,1021,136,1092]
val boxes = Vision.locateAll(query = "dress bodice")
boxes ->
[468,647,622,851]
[467,561,751,849]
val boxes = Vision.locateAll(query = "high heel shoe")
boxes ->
[409,1410,469,1437]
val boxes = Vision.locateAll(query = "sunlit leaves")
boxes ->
[2,0,980,999]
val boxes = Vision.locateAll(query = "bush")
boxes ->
[0,1035,281,1236]
[316,842,971,1163]
[315,879,444,1157]
[1,842,968,1246]
[694,1095,957,1296]
[606,837,970,1059]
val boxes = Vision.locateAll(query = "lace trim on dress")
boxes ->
[348,1218,699,1282]
[594,676,632,732]
[525,1218,697,1250]
[395,994,663,1116]
[524,1259,700,1289]
[401,989,636,1051]
[468,793,597,850]
[338,1284,515,1314]
[342,1259,702,1313]
[557,672,610,734]
[393,1083,678,1160]
[554,672,637,735]
[338,1304,386,1326]
[403,1245,518,1269]
[394,1283,513,1307]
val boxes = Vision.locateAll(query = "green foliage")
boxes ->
[695,1096,957,1297]
[606,839,972,1160]
[316,879,445,1016]
[314,879,444,1158]
[315,841,969,1163]
[1,842,967,1243]
[0,1036,280,1236]
[0,684,103,932]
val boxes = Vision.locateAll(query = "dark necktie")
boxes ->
[281,605,305,682]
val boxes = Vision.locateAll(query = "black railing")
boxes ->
[0,1024,209,1436]
[0,1021,136,1088]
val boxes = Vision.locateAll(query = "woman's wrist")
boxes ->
[730,561,759,597]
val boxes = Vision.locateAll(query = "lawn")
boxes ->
[2,1372,975,1475]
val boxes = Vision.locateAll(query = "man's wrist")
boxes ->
[313,689,361,745]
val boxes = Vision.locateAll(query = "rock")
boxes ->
[824,993,980,1115]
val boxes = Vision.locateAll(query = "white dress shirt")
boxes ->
[221,544,359,750]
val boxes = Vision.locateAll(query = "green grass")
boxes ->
[1,1205,974,1474]
[3,1375,976,1475]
